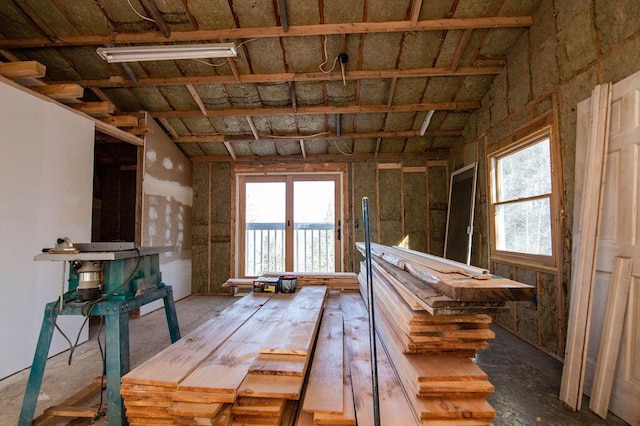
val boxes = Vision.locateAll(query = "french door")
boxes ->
[238,174,342,277]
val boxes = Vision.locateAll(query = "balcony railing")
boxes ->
[245,222,335,276]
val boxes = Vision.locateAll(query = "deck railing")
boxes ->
[245,222,335,276]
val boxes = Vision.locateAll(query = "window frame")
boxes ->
[487,126,562,268]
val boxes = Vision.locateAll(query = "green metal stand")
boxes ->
[18,286,180,426]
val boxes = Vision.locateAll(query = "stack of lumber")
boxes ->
[297,291,418,426]
[360,243,534,304]
[222,273,360,293]
[121,286,327,425]
[352,243,535,425]
[361,261,495,355]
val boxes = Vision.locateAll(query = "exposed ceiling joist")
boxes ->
[152,102,479,118]
[0,16,533,49]
[189,150,450,163]
[176,129,463,143]
[61,66,502,88]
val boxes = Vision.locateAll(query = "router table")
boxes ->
[19,244,181,426]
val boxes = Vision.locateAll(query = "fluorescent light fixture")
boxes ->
[419,110,435,136]
[96,43,237,63]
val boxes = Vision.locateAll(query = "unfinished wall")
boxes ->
[191,159,446,293]
[454,0,640,358]
[139,117,193,314]
[0,79,94,379]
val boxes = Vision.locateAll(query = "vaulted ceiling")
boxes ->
[0,0,542,162]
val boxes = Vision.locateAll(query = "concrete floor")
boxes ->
[0,295,628,425]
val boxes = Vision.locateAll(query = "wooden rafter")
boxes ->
[386,77,398,109]
[246,116,260,139]
[138,0,171,38]
[450,29,474,71]
[276,0,289,33]
[410,0,423,27]
[177,129,462,143]
[223,141,237,160]
[10,0,58,41]
[60,66,501,88]
[0,16,533,49]
[158,117,180,140]
[186,84,208,116]
[374,137,382,157]
[151,101,479,118]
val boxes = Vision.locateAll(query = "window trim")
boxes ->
[487,125,561,268]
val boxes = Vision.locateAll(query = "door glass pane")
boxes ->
[294,181,335,272]
[245,182,285,276]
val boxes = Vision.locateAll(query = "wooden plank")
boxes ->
[32,378,102,426]
[560,83,612,410]
[68,101,115,117]
[258,286,327,356]
[312,349,356,426]
[122,293,272,387]
[248,354,307,376]
[361,243,534,302]
[302,305,344,414]
[31,83,83,100]
[42,406,95,418]
[167,401,223,418]
[589,256,633,418]
[341,293,421,426]
[99,115,139,127]
[237,374,304,399]
[177,294,294,395]
[0,60,45,79]
[0,17,533,49]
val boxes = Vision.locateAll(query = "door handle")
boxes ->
[337,219,341,241]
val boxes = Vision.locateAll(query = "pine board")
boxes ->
[302,304,344,414]
[258,286,327,356]
[341,293,421,426]
[122,293,272,387]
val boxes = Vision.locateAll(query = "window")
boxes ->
[488,128,559,264]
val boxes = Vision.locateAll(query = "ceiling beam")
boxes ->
[0,61,46,79]
[176,129,463,143]
[152,101,479,118]
[0,16,533,49]
[189,150,450,163]
[61,65,501,88]
[246,116,260,139]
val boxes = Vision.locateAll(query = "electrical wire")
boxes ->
[92,317,106,423]
[192,58,230,67]
[126,0,156,23]
[319,36,340,74]
[258,131,331,139]
[333,139,355,156]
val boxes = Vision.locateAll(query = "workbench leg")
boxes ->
[105,305,130,426]
[18,302,58,426]
[163,289,181,343]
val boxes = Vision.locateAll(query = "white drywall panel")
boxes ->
[0,81,94,379]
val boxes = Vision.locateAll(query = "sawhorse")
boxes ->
[18,286,180,425]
